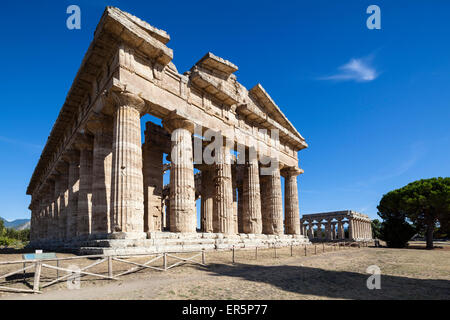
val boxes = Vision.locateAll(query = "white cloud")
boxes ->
[320,57,378,82]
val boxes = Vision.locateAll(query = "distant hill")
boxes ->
[0,217,30,230]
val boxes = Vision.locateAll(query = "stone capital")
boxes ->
[55,160,69,174]
[62,149,80,164]
[162,110,195,134]
[86,113,114,135]
[74,133,94,151]
[48,172,60,182]
[281,166,304,178]
[109,89,146,113]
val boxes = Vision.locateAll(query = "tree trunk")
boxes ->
[426,224,434,250]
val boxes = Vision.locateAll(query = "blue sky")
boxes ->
[0,0,449,222]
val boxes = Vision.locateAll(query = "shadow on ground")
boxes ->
[196,263,450,300]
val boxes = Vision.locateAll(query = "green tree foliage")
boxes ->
[0,219,30,247]
[0,219,4,236]
[378,177,450,249]
[379,217,416,248]
[371,219,382,239]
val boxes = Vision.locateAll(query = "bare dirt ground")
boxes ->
[0,242,449,300]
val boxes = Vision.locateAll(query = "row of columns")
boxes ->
[30,91,305,242]
[302,218,372,241]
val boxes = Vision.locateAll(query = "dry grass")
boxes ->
[0,242,449,300]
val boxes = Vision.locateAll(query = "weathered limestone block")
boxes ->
[243,152,262,234]
[282,167,302,235]
[260,164,283,235]
[74,134,94,237]
[213,145,235,234]
[110,90,145,234]
[63,149,80,239]
[163,113,196,233]
[87,114,114,235]
[200,165,214,233]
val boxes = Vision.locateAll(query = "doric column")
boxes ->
[87,114,114,235]
[308,220,314,239]
[369,221,373,239]
[362,221,366,239]
[235,164,244,234]
[337,220,344,239]
[366,221,370,239]
[162,113,196,233]
[232,167,238,234]
[40,183,51,240]
[142,126,164,233]
[50,173,61,240]
[348,219,354,240]
[200,165,214,233]
[213,145,235,234]
[29,199,39,242]
[331,223,336,240]
[56,161,69,240]
[38,192,46,240]
[325,222,332,240]
[358,220,362,239]
[63,149,80,240]
[164,197,170,230]
[260,162,283,235]
[48,180,56,240]
[110,91,145,235]
[317,222,322,239]
[74,134,94,237]
[282,167,302,235]
[243,149,262,234]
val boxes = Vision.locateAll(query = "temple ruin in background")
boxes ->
[301,211,373,242]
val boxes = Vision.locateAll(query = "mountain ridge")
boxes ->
[0,217,31,230]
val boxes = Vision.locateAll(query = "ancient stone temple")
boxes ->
[26,7,310,254]
[301,211,373,242]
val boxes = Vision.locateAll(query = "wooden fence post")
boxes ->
[232,246,235,264]
[33,262,42,293]
[290,245,293,257]
[304,245,307,256]
[108,256,113,278]
[255,247,258,260]
[163,253,167,270]
[202,250,206,265]
[314,245,317,255]
[274,245,277,258]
